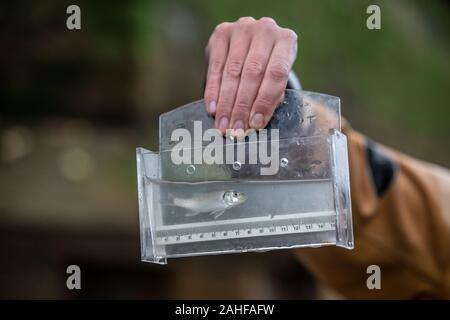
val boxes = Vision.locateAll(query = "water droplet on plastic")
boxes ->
[232,161,241,170]
[280,158,289,167]
[186,165,196,175]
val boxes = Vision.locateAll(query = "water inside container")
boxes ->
[152,179,334,225]
[144,178,337,258]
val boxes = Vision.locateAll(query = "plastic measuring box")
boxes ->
[136,89,353,264]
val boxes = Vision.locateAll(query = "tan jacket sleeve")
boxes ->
[295,121,450,299]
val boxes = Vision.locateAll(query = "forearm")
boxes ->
[295,122,450,299]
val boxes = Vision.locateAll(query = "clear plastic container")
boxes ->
[136,90,353,264]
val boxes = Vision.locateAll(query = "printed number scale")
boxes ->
[156,211,336,245]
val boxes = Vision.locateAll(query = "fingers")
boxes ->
[214,19,253,134]
[249,29,297,129]
[229,32,276,135]
[204,18,298,134]
[204,23,231,115]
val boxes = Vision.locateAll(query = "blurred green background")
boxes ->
[0,0,449,299]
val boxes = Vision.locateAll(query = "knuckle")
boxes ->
[234,99,252,113]
[215,110,229,120]
[219,93,235,107]
[257,19,278,35]
[227,60,243,77]
[279,28,298,42]
[268,62,290,81]
[259,17,277,27]
[237,16,255,24]
[204,85,218,97]
[209,60,223,74]
[235,23,251,34]
[214,22,231,36]
[243,59,264,78]
[255,94,275,112]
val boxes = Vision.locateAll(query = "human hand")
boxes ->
[204,17,298,136]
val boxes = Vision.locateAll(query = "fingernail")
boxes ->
[208,101,216,114]
[232,120,245,138]
[250,113,264,128]
[218,116,229,132]
[233,120,244,130]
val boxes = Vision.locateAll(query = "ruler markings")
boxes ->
[156,213,336,245]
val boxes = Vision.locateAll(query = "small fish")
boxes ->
[168,190,247,219]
